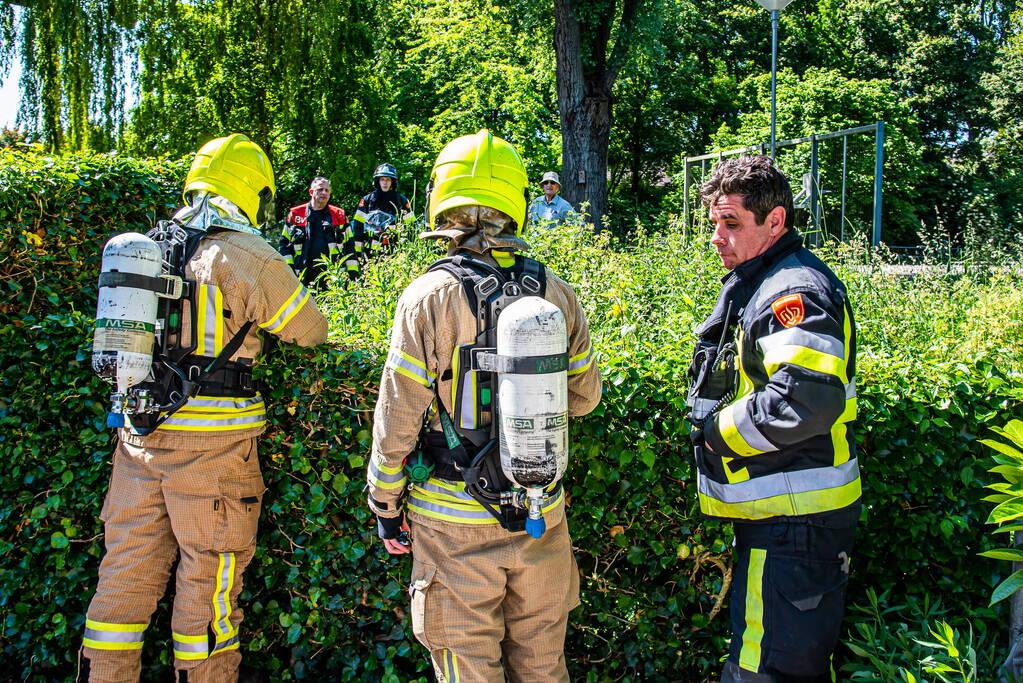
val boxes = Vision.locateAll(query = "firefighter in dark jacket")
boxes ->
[686,155,860,683]
[279,176,358,285]
[352,163,415,258]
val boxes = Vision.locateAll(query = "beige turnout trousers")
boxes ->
[408,515,581,683]
[83,437,263,682]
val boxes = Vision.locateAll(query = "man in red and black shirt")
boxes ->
[279,176,358,285]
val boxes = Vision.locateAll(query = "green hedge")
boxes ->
[1,148,1021,681]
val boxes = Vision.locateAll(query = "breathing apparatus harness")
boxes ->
[407,254,558,532]
[106,220,258,435]
[687,299,739,431]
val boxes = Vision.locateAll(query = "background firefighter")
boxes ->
[687,155,861,683]
[352,163,415,259]
[81,134,328,682]
[279,176,358,285]
[365,130,602,682]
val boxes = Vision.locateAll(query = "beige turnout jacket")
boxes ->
[121,229,328,451]
[367,250,602,528]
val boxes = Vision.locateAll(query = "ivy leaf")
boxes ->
[990,570,1023,605]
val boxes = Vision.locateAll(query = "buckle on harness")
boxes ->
[188,365,202,381]
[476,275,500,297]
[158,275,184,299]
[520,274,541,294]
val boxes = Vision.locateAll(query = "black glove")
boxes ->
[288,225,306,244]
[376,512,405,540]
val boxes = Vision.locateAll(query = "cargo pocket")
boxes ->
[165,488,221,552]
[409,564,438,650]
[765,555,848,675]
[215,474,266,552]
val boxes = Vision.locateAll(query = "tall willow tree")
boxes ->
[125,0,383,201]
[0,0,137,150]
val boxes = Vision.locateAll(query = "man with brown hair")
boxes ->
[686,155,861,682]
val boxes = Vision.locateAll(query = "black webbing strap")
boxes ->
[99,271,180,297]
[470,349,568,374]
[132,321,255,435]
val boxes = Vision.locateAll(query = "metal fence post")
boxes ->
[872,121,884,247]
[840,135,847,242]
[683,161,690,231]
[810,134,819,245]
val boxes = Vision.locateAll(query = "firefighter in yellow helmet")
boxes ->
[82,134,328,682]
[366,130,602,682]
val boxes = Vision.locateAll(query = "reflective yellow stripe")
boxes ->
[449,345,460,416]
[83,638,144,651]
[174,407,265,419]
[441,648,460,682]
[722,456,751,483]
[717,399,766,458]
[260,284,311,334]
[763,345,844,378]
[213,286,224,354]
[369,459,407,490]
[567,345,593,376]
[409,485,564,525]
[386,350,436,387]
[212,553,236,639]
[83,619,146,651]
[732,328,755,399]
[739,548,766,672]
[832,421,849,466]
[195,285,209,356]
[174,633,207,642]
[698,475,862,520]
[85,620,145,632]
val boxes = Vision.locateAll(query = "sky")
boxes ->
[1,56,22,129]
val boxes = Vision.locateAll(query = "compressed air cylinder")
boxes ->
[496,296,569,538]
[92,233,162,426]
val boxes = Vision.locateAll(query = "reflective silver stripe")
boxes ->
[369,460,405,484]
[172,639,208,655]
[260,285,310,333]
[699,459,860,504]
[355,209,368,222]
[212,634,240,653]
[162,413,265,428]
[728,395,777,454]
[185,396,263,410]
[201,285,219,356]
[568,349,592,374]
[846,381,856,399]
[459,372,476,429]
[757,327,845,359]
[386,350,435,387]
[408,496,498,520]
[214,553,234,637]
[446,649,459,682]
[417,480,476,501]
[83,628,144,644]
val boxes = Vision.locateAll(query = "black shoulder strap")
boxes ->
[426,255,509,318]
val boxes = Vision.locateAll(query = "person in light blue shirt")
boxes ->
[527,171,578,228]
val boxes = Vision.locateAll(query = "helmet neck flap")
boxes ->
[173,192,261,235]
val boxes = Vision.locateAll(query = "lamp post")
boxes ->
[754,0,794,158]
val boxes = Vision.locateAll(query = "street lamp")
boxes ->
[754,0,794,158]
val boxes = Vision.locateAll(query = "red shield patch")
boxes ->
[771,293,805,328]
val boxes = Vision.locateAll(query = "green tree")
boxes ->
[0,0,135,150]
[706,68,926,244]
[123,0,384,207]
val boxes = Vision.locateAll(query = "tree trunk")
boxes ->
[1013,530,1023,646]
[552,0,641,232]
